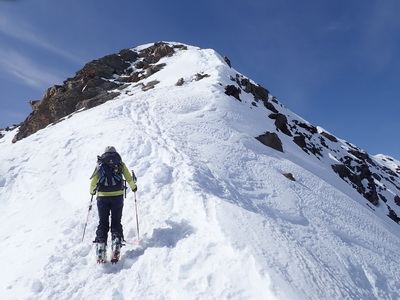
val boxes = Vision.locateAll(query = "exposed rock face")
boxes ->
[229,74,277,113]
[268,113,292,136]
[225,85,241,100]
[256,132,283,152]
[331,163,379,205]
[12,42,181,143]
[395,195,400,206]
[253,90,400,223]
[223,56,231,67]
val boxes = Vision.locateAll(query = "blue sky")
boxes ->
[1,0,399,159]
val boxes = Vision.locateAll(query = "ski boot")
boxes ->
[96,242,107,263]
[111,236,123,264]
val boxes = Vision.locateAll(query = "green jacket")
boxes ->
[90,162,137,197]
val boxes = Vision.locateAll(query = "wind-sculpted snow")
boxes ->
[1,43,400,299]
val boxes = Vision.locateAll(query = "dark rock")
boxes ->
[372,173,382,181]
[142,80,160,91]
[271,96,279,104]
[256,132,283,152]
[225,85,241,101]
[379,193,388,203]
[293,120,318,134]
[319,136,329,148]
[175,78,184,86]
[332,164,351,181]
[230,73,277,113]
[394,195,400,206]
[321,131,338,142]
[274,113,292,136]
[293,135,307,149]
[119,49,139,62]
[331,163,379,205]
[135,60,148,69]
[78,54,130,79]
[145,63,166,77]
[28,100,41,111]
[387,205,400,223]
[117,72,142,83]
[173,44,188,50]
[283,173,296,181]
[348,149,372,164]
[76,92,120,110]
[195,73,210,81]
[223,56,231,67]
[268,114,277,120]
[264,101,278,113]
[364,189,379,206]
[138,42,175,64]
[153,43,175,61]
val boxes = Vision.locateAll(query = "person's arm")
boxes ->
[90,170,99,195]
[122,162,137,191]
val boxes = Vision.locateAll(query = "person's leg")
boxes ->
[110,195,124,240]
[95,196,111,244]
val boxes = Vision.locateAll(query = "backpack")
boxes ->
[94,152,124,192]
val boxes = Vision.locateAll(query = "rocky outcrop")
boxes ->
[252,83,400,223]
[331,163,379,205]
[12,42,184,143]
[268,113,292,136]
[395,195,400,206]
[228,73,278,113]
[256,132,283,152]
[225,85,241,101]
[223,56,231,67]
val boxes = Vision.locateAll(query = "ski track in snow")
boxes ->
[1,44,400,300]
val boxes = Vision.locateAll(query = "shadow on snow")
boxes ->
[109,219,195,271]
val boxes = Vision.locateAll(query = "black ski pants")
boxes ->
[95,195,124,244]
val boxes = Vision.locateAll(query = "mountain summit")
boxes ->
[1,42,399,299]
[8,41,400,223]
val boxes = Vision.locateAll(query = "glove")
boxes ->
[90,191,96,195]
[132,187,137,192]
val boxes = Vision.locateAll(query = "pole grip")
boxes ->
[131,169,137,183]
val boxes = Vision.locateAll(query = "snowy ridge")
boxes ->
[1,43,400,299]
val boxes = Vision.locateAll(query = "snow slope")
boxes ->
[1,43,400,300]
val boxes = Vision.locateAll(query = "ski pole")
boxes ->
[131,169,140,243]
[134,191,140,243]
[82,194,94,241]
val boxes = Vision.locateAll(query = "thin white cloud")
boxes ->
[0,16,84,65]
[0,48,64,89]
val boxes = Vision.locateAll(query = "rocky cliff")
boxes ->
[12,42,183,142]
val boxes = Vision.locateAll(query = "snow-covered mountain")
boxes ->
[1,42,400,299]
